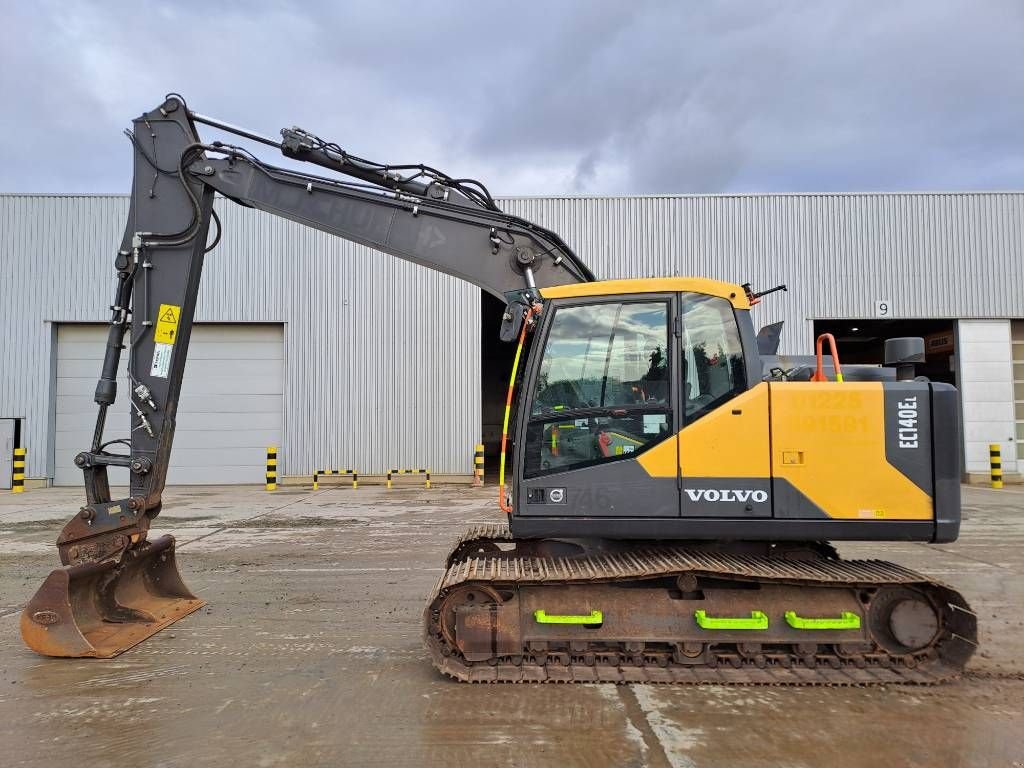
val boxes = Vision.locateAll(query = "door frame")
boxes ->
[513,292,681,517]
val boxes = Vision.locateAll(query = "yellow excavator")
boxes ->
[21,95,976,684]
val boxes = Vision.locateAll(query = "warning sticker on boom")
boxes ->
[151,342,173,378]
[154,304,181,344]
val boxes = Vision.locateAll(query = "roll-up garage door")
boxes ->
[55,324,283,485]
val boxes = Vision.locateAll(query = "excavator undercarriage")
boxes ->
[426,527,977,684]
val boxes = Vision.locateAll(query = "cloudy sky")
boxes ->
[2,1,1022,195]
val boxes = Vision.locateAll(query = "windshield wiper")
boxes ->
[530,404,666,420]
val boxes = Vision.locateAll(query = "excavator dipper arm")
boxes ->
[20,94,593,658]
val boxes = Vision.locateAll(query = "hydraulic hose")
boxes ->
[498,305,540,515]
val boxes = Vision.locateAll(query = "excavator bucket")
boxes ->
[20,535,205,658]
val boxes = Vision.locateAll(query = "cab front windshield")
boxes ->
[524,300,671,477]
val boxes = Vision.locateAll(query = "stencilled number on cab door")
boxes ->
[570,486,612,510]
[797,413,870,434]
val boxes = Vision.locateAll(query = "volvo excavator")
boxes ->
[21,95,977,684]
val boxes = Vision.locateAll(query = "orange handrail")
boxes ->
[811,333,844,382]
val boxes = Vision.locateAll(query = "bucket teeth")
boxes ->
[20,535,205,659]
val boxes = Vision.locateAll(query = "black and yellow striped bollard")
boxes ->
[387,468,430,489]
[990,443,1003,489]
[12,447,25,494]
[313,469,358,490]
[473,444,484,486]
[266,446,278,491]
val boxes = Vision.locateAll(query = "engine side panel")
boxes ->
[769,382,934,521]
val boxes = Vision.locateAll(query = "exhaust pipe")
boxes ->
[20,535,205,658]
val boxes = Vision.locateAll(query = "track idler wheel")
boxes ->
[20,535,205,658]
[437,585,503,650]
[867,586,940,655]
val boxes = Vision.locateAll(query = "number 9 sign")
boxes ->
[875,300,892,318]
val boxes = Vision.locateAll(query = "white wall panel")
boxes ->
[53,324,283,485]
[1014,322,1024,459]
[956,320,1018,473]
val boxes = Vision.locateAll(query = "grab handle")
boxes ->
[534,609,603,625]
[694,609,768,630]
[784,610,861,630]
[811,333,844,382]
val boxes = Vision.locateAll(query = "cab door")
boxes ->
[676,292,773,518]
[517,294,680,517]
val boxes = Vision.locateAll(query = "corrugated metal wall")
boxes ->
[501,193,1024,346]
[0,194,480,479]
[3,192,1023,480]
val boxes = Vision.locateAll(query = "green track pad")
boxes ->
[534,609,603,625]
[785,610,861,630]
[694,609,768,630]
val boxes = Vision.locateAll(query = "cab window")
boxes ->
[525,300,671,478]
[680,293,746,422]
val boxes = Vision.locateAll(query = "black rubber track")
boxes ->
[425,525,978,685]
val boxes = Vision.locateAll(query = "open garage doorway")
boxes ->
[812,319,957,386]
[480,293,530,482]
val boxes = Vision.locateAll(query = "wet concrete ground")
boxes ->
[0,483,1022,767]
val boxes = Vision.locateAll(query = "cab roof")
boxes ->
[539,277,751,309]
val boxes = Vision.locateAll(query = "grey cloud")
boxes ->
[1,1,1022,196]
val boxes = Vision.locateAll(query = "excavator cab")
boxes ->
[513,280,760,526]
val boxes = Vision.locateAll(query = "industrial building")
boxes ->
[1,191,1021,488]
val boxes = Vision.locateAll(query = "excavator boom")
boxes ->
[21,94,593,658]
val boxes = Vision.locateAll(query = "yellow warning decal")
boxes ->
[154,304,181,344]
